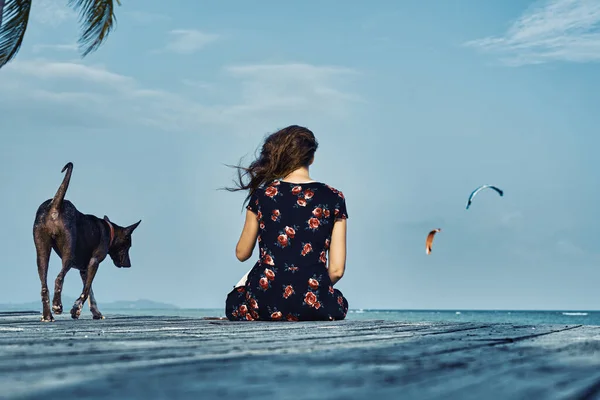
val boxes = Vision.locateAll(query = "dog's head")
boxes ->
[104,216,141,268]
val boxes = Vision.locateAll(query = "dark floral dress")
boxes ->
[226,180,349,321]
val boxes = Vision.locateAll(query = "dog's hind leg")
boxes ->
[80,270,104,320]
[52,234,76,315]
[52,257,74,315]
[34,233,53,322]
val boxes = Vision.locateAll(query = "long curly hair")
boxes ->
[225,125,319,205]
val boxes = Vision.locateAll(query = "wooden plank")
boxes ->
[0,315,598,399]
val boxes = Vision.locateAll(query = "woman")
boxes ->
[225,125,349,321]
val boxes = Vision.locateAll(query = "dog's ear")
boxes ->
[104,215,111,223]
[125,220,141,235]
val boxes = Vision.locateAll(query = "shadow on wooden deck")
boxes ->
[1,313,599,399]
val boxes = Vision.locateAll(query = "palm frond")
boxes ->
[68,0,121,57]
[0,0,32,69]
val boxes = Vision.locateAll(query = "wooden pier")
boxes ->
[1,313,599,399]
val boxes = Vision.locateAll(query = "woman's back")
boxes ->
[224,124,349,322]
[249,180,348,270]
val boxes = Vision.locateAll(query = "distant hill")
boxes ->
[0,296,179,311]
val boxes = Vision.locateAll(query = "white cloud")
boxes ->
[4,60,133,87]
[465,0,600,65]
[556,239,585,256]
[1,60,361,132]
[223,63,362,116]
[32,43,78,53]
[164,30,219,54]
[30,0,75,27]
[181,79,214,90]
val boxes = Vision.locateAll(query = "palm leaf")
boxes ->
[68,0,121,57]
[0,0,32,69]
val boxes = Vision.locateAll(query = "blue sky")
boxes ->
[1,0,600,310]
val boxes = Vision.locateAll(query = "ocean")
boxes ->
[100,308,600,325]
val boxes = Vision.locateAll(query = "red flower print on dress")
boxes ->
[304,189,314,199]
[271,311,283,321]
[272,180,281,186]
[263,254,274,266]
[246,313,254,321]
[334,209,339,217]
[250,309,259,320]
[239,304,248,316]
[324,209,330,218]
[257,210,262,220]
[283,285,295,299]
[277,234,289,248]
[312,207,323,218]
[259,277,270,290]
[301,242,313,256]
[285,264,299,273]
[319,251,327,264]
[304,291,317,307]
[285,226,296,238]
[308,217,320,230]
[286,313,299,322]
[264,268,275,281]
[265,186,278,198]
[338,191,345,199]
[249,298,258,309]
[337,296,344,306]
[325,238,330,249]
[236,287,245,293]
[329,285,334,295]
[260,221,265,230]
[258,235,262,243]
[297,198,307,207]
[271,209,281,222]
[291,186,302,195]
[314,302,321,310]
[308,278,319,290]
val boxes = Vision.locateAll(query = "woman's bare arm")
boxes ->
[236,210,259,262]
[328,218,347,285]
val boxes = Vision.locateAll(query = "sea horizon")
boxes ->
[3,307,597,326]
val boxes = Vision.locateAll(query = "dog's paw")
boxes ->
[70,306,82,320]
[52,304,63,315]
[41,314,55,322]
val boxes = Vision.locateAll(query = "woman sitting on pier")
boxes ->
[225,125,349,321]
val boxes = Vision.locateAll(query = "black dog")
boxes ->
[33,162,141,322]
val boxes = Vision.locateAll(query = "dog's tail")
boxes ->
[49,162,73,212]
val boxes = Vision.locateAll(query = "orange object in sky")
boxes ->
[426,228,441,255]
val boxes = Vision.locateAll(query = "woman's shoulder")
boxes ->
[320,182,346,200]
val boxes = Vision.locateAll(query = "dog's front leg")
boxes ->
[71,257,100,319]
[79,270,104,320]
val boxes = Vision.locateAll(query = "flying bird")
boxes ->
[426,228,441,255]
[466,185,503,209]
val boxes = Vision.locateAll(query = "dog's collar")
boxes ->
[105,220,115,247]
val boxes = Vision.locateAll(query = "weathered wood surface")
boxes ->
[1,314,599,400]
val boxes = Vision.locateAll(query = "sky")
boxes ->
[1,0,600,311]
